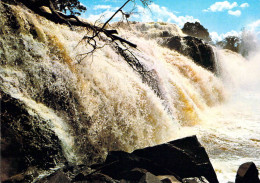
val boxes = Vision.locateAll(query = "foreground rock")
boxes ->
[17,135,217,183]
[1,91,66,182]
[235,162,260,183]
[9,136,260,183]
[38,170,71,183]
[182,177,209,183]
[163,36,216,72]
[94,136,218,183]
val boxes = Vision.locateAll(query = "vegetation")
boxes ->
[216,36,241,53]
[215,28,257,57]
[52,0,87,15]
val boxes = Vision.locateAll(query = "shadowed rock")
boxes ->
[1,91,66,182]
[139,172,162,183]
[182,176,209,183]
[120,168,148,181]
[163,36,216,72]
[157,175,180,183]
[38,170,71,183]
[94,136,218,183]
[182,22,211,42]
[235,162,260,183]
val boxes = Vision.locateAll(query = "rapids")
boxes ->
[0,2,259,182]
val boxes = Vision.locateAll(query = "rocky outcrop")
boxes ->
[235,162,260,183]
[2,135,218,183]
[20,135,216,183]
[38,170,71,183]
[182,22,211,42]
[163,36,216,72]
[1,91,66,182]
[93,136,218,183]
[1,3,101,180]
[182,177,209,183]
[6,135,260,183]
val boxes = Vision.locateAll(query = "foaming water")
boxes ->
[179,48,260,182]
[1,2,259,182]
[1,3,223,158]
[214,49,260,182]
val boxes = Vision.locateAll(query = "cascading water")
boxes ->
[199,48,260,182]
[176,47,260,182]
[1,2,259,182]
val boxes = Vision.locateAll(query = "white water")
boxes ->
[178,49,260,182]
[206,49,260,182]
[1,3,260,182]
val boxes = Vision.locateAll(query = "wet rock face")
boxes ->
[0,91,66,181]
[164,36,216,72]
[1,0,99,170]
[2,136,219,183]
[37,170,71,183]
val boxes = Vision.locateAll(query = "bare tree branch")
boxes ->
[100,0,131,32]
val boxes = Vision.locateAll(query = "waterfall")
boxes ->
[1,1,224,161]
[191,48,260,182]
[1,2,259,182]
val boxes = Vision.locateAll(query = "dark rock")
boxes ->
[2,166,39,183]
[63,162,75,173]
[96,136,218,183]
[163,36,216,72]
[157,175,180,183]
[72,172,117,183]
[182,22,211,42]
[38,170,71,183]
[83,173,117,183]
[1,2,99,168]
[161,31,172,38]
[2,173,25,183]
[235,162,260,183]
[164,36,182,52]
[1,91,66,181]
[95,151,162,180]
[182,176,209,183]
[160,178,172,183]
[119,180,128,183]
[132,136,218,183]
[121,168,148,181]
[73,173,85,182]
[139,172,162,183]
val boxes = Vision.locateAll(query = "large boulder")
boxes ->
[163,36,216,72]
[94,136,218,183]
[235,162,260,183]
[37,170,71,183]
[1,91,66,182]
[139,172,162,183]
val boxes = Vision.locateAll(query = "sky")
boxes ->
[80,0,260,42]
